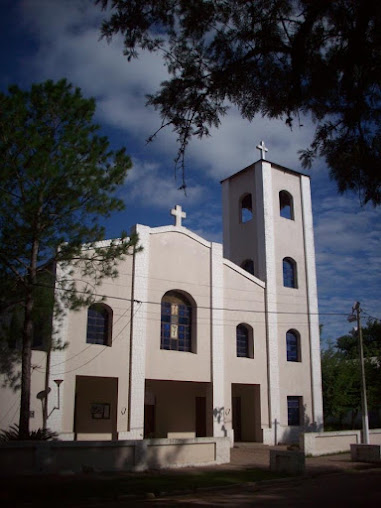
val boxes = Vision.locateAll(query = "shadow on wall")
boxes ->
[278,405,323,445]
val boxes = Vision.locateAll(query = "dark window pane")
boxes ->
[283,258,297,288]
[237,324,249,358]
[87,304,110,345]
[287,396,301,425]
[287,331,299,362]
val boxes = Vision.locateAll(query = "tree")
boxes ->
[0,79,136,438]
[96,0,381,204]
[321,319,381,429]
[336,318,381,359]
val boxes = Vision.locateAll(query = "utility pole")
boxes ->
[348,301,369,444]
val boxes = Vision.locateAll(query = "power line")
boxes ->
[362,310,381,322]
[37,281,350,318]
[34,302,141,376]
[47,305,131,368]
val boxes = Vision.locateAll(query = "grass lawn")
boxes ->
[2,468,291,505]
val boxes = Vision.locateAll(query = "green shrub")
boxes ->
[0,424,58,441]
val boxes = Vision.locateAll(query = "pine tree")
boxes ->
[0,79,136,438]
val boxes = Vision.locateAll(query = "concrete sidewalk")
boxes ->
[136,443,381,506]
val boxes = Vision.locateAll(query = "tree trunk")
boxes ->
[19,287,34,438]
[19,236,39,439]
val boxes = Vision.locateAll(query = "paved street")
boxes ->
[138,469,381,506]
[136,444,381,507]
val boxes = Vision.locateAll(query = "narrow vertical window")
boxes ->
[236,324,254,358]
[287,396,302,426]
[279,191,294,220]
[283,257,297,288]
[286,329,301,362]
[240,193,253,223]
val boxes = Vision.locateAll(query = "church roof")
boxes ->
[220,159,310,184]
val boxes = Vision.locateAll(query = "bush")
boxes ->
[0,424,58,441]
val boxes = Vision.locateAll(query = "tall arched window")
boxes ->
[86,303,113,346]
[241,259,255,276]
[240,193,253,223]
[236,324,254,358]
[286,329,301,362]
[161,291,195,352]
[279,190,294,220]
[283,257,297,288]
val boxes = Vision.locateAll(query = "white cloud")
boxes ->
[314,192,381,341]
[16,0,381,343]
[20,0,320,184]
[122,159,206,210]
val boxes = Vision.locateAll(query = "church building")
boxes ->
[0,144,323,445]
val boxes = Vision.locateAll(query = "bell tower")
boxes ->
[221,142,323,437]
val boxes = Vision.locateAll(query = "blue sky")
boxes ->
[1,0,380,344]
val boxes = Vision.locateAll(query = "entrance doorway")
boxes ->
[231,383,262,442]
[144,404,155,438]
[232,396,242,441]
[195,397,207,437]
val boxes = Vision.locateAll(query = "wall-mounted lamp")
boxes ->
[54,379,64,410]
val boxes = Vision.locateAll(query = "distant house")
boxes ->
[0,151,323,445]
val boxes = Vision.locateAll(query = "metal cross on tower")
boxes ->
[256,140,268,159]
[171,204,186,227]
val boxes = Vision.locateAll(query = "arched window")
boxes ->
[279,190,294,220]
[286,329,301,362]
[86,303,112,346]
[240,193,253,223]
[283,257,297,288]
[161,291,195,352]
[236,324,254,358]
[241,259,255,276]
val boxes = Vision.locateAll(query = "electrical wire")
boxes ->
[34,302,141,375]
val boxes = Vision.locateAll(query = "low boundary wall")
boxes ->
[300,429,381,456]
[0,437,230,475]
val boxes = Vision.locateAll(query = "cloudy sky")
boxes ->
[1,0,380,343]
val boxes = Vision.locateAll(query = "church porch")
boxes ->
[144,380,213,439]
[74,375,118,440]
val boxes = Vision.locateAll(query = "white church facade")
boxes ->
[0,149,323,445]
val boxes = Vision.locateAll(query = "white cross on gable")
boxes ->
[170,204,186,227]
[256,140,268,159]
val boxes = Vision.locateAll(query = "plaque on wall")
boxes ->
[91,403,110,419]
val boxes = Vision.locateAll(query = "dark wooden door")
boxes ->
[195,397,207,437]
[232,396,242,441]
[144,404,155,438]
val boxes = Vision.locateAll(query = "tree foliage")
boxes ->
[0,79,136,437]
[321,319,381,429]
[97,0,381,204]
[336,318,381,359]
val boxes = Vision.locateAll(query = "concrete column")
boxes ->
[301,176,323,429]
[256,161,280,442]
[221,180,231,259]
[125,225,151,439]
[48,262,71,436]
[211,242,226,437]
